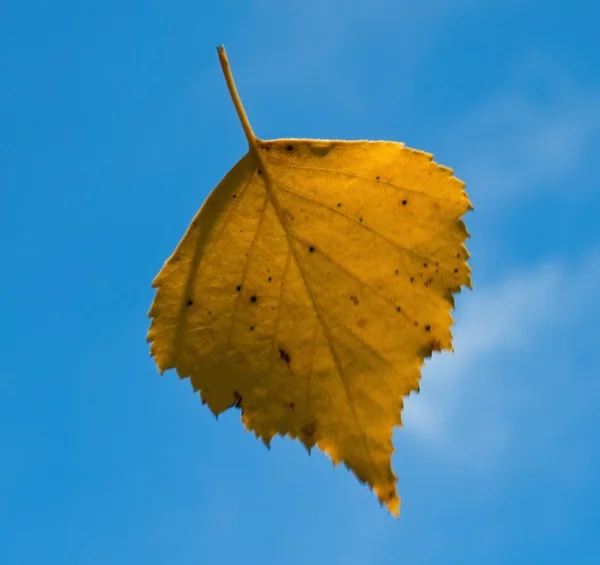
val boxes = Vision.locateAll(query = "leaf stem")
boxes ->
[217,45,257,148]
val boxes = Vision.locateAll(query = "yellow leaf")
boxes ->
[147,45,472,517]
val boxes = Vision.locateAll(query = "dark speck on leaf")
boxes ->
[423,263,428,268]
[187,299,193,306]
[232,194,237,199]
[376,176,380,180]
[257,169,262,175]
[250,326,254,331]
[396,306,401,312]
[350,295,359,305]
[337,202,342,207]
[236,285,242,292]
[401,199,407,206]
[286,144,293,151]
[425,324,431,332]
[359,217,363,222]
[268,276,272,282]
[395,269,399,275]
[309,245,315,253]
[289,403,295,410]
[250,295,257,304]
[410,277,415,283]
[279,347,291,364]
[454,268,459,274]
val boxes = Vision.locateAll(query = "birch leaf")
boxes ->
[147,45,472,517]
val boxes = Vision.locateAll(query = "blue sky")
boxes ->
[2,0,599,563]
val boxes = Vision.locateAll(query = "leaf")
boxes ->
[147,45,472,517]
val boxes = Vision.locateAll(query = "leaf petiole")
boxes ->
[216,45,258,149]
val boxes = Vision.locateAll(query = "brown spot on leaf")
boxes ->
[350,295,359,305]
[278,347,291,364]
[250,295,257,304]
[401,199,407,206]
[301,422,317,439]
[356,318,368,329]
[187,299,193,306]
[420,338,443,358]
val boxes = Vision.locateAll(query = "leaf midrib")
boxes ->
[254,145,376,469]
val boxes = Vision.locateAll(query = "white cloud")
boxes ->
[402,245,600,471]
[439,52,600,201]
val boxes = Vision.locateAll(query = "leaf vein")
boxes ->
[257,159,376,470]
[267,153,461,206]
[274,181,458,279]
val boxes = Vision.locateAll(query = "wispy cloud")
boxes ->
[402,244,600,472]
[439,52,600,202]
